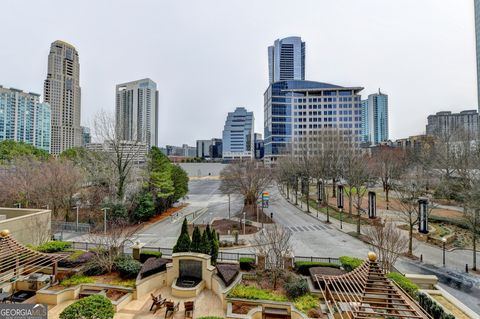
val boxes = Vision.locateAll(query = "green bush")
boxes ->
[35,241,72,253]
[139,250,162,263]
[239,257,255,271]
[60,274,95,287]
[418,292,455,319]
[284,277,308,299]
[133,191,156,222]
[387,272,419,299]
[115,255,142,279]
[227,284,287,302]
[83,262,107,276]
[339,256,363,271]
[294,261,340,275]
[197,317,225,319]
[59,295,114,319]
[294,294,319,313]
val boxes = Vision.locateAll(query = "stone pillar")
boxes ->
[283,254,294,270]
[257,254,266,270]
[131,242,145,261]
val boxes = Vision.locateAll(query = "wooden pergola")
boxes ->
[316,253,432,319]
[0,229,66,286]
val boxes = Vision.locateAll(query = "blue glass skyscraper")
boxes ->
[361,90,389,145]
[475,0,480,109]
[0,86,51,152]
[268,37,305,84]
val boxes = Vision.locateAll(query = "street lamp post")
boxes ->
[102,208,109,234]
[442,237,446,267]
[243,212,246,235]
[337,185,344,230]
[73,206,79,232]
[228,193,231,219]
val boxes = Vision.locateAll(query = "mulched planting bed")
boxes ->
[216,263,240,286]
[309,267,346,289]
[232,302,257,314]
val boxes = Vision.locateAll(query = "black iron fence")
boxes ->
[293,256,341,265]
[67,242,256,262]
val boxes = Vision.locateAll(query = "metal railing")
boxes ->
[53,221,91,233]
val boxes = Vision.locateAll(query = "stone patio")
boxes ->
[47,286,225,319]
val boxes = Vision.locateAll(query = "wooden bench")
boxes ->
[165,301,180,318]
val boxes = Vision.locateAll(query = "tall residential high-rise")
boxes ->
[426,110,479,140]
[222,107,254,160]
[0,86,51,152]
[361,90,389,145]
[115,78,159,148]
[264,80,363,164]
[475,0,480,109]
[44,40,82,154]
[268,37,305,84]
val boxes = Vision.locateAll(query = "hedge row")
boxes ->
[418,292,455,319]
[386,272,419,299]
[139,250,162,263]
[294,261,340,275]
[339,256,363,271]
[239,257,255,271]
[34,241,71,253]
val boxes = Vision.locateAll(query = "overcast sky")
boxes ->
[1,0,477,146]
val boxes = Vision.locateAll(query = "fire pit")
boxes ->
[175,276,201,288]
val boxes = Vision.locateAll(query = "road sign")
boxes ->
[262,199,269,208]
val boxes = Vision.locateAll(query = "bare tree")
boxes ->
[365,219,409,271]
[93,111,144,202]
[85,220,141,273]
[252,224,292,289]
[391,168,431,256]
[342,146,373,235]
[38,159,84,220]
[220,160,272,208]
[371,146,406,208]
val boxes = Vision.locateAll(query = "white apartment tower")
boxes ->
[44,40,82,154]
[115,79,158,148]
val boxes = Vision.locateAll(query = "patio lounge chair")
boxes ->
[151,294,166,313]
[150,293,160,311]
[184,301,194,318]
[164,301,179,318]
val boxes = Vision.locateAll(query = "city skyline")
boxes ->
[0,0,477,146]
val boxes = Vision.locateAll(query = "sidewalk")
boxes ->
[281,189,480,278]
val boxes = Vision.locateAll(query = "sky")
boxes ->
[0,0,478,146]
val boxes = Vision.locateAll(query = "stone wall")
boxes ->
[0,208,51,245]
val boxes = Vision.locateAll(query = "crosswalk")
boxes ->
[286,224,332,233]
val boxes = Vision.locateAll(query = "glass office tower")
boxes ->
[222,107,254,160]
[263,80,363,165]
